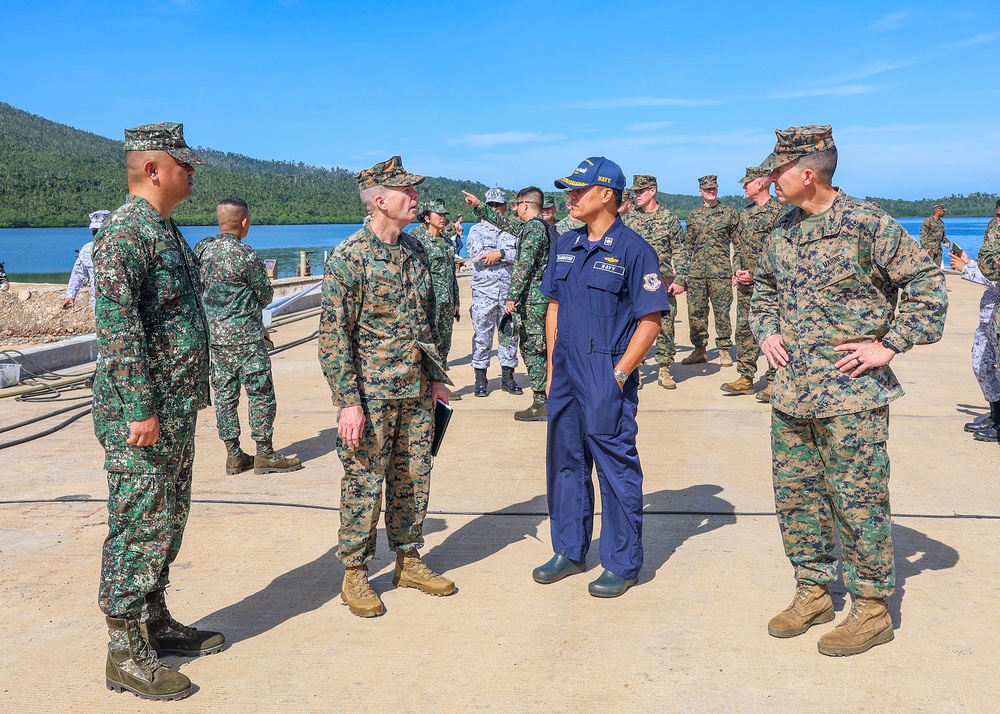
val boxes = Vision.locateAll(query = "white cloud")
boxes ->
[868,12,913,32]
[626,121,672,132]
[571,97,721,109]
[772,85,875,99]
[948,32,1000,49]
[833,62,911,82]
[449,131,565,148]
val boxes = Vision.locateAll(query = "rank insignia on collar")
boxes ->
[604,236,613,246]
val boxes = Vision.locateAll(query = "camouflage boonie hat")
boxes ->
[759,124,835,171]
[698,175,718,189]
[354,156,425,190]
[88,210,111,229]
[542,196,555,209]
[629,174,657,191]
[124,122,203,165]
[485,188,508,204]
[933,204,946,213]
[426,199,449,215]
[738,165,770,184]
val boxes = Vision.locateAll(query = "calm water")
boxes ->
[0,217,991,283]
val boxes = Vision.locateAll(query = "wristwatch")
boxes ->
[613,369,629,384]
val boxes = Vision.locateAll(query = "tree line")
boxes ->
[1,102,996,228]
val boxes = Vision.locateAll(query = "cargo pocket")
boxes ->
[587,270,623,317]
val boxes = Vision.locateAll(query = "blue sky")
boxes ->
[2,1,999,198]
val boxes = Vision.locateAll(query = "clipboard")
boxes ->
[431,399,453,457]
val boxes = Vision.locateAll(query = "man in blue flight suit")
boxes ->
[533,157,671,597]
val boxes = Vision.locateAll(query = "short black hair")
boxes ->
[217,196,249,214]
[417,209,432,224]
[610,188,623,208]
[516,186,543,207]
[797,147,838,184]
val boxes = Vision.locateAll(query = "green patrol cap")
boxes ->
[629,174,657,191]
[124,122,204,165]
[426,199,449,215]
[738,165,771,184]
[759,124,835,171]
[698,175,718,189]
[354,156,425,190]
[542,196,555,209]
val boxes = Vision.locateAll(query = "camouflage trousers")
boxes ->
[654,292,677,365]
[520,299,548,393]
[210,341,275,447]
[771,406,894,599]
[434,300,457,366]
[96,411,196,616]
[470,290,519,369]
[735,285,775,382]
[686,277,733,349]
[336,386,433,567]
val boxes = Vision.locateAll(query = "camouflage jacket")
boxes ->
[409,225,460,309]
[624,204,688,284]
[194,233,274,345]
[475,203,550,306]
[318,223,451,407]
[919,216,947,252]
[734,197,784,273]
[750,190,948,419]
[93,195,210,421]
[684,202,739,278]
[466,219,516,298]
[974,218,1000,334]
[555,215,585,235]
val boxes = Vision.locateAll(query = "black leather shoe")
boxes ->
[965,413,994,432]
[532,554,586,584]
[973,426,1000,442]
[588,569,638,598]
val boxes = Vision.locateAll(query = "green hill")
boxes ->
[1,101,997,227]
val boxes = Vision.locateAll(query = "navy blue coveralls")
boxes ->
[540,217,670,580]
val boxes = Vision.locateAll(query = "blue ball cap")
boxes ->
[554,156,625,192]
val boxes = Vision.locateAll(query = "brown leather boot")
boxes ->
[341,565,385,617]
[681,347,707,365]
[393,551,456,596]
[514,392,547,422]
[105,616,192,701]
[657,364,676,389]
[720,375,754,394]
[817,597,894,656]
[719,348,733,367]
[767,582,835,638]
[755,382,772,403]
[224,439,254,475]
[254,450,303,474]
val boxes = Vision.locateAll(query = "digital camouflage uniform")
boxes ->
[919,213,947,267]
[410,220,460,365]
[319,222,451,567]
[750,189,947,598]
[625,203,687,365]
[466,218,519,369]
[92,195,210,617]
[685,201,739,349]
[194,233,276,448]
[555,214,585,235]
[475,203,550,393]
[734,196,783,381]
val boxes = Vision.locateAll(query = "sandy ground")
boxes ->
[0,273,997,712]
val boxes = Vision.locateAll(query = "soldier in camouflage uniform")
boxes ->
[721,165,783,399]
[464,186,551,421]
[410,199,460,366]
[467,188,521,397]
[969,200,1000,440]
[195,197,302,476]
[681,175,739,367]
[751,125,947,657]
[919,204,948,267]
[94,123,224,701]
[541,195,558,226]
[555,193,585,234]
[624,174,688,389]
[319,156,456,618]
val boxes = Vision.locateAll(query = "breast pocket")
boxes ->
[150,249,190,306]
[587,269,623,317]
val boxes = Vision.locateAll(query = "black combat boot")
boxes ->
[143,589,226,657]
[474,368,489,397]
[965,401,1000,433]
[501,366,523,395]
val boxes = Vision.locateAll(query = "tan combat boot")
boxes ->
[767,582,835,638]
[719,348,733,367]
[393,551,456,596]
[720,375,754,394]
[224,439,254,475]
[681,347,707,365]
[755,382,772,403]
[341,565,385,617]
[657,364,676,389]
[817,597,894,656]
[514,392,548,422]
[254,450,303,475]
[105,616,192,701]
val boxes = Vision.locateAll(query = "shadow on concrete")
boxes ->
[955,402,989,419]
[415,495,549,576]
[638,485,737,582]
[281,426,338,462]
[889,522,960,629]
